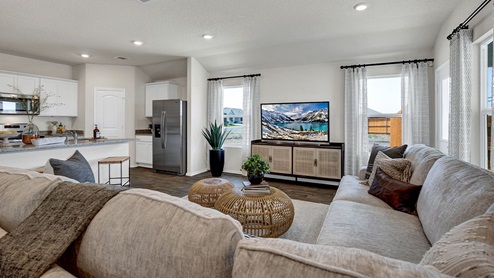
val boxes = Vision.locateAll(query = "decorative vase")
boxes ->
[51,125,57,135]
[248,172,264,185]
[22,122,40,144]
[209,149,225,177]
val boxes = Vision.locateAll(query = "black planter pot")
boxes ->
[248,172,264,185]
[209,149,225,177]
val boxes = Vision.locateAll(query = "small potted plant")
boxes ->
[241,154,270,185]
[202,121,231,177]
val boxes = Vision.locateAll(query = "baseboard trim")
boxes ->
[186,168,208,176]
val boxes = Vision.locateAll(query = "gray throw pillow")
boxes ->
[49,150,95,183]
[365,144,407,179]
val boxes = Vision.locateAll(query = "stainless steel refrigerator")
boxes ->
[152,99,187,175]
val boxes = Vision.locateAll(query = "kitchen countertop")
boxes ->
[0,138,131,154]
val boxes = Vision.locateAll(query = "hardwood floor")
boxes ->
[129,167,337,205]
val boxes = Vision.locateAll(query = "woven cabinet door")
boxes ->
[316,149,342,179]
[270,146,292,174]
[293,147,316,177]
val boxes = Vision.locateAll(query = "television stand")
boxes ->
[251,140,344,185]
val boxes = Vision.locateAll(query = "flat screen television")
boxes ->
[261,101,329,143]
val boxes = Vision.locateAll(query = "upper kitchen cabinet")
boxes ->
[0,72,40,95]
[39,78,78,117]
[145,81,178,117]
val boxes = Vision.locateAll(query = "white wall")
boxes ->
[0,53,75,131]
[134,67,153,129]
[73,64,139,166]
[433,0,493,166]
[186,57,208,176]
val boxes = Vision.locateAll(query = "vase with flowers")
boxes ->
[10,85,59,144]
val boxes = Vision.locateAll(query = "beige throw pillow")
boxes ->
[420,210,494,277]
[367,151,412,186]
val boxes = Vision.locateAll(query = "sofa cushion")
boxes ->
[316,200,431,263]
[404,144,444,185]
[369,168,422,214]
[333,175,392,209]
[49,150,95,183]
[417,156,494,245]
[69,188,244,278]
[365,144,408,179]
[420,210,494,277]
[233,238,445,278]
[0,166,73,232]
[368,151,412,186]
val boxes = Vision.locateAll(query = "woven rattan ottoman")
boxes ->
[214,187,294,238]
[188,178,234,207]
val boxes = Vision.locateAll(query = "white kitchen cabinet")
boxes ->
[136,135,153,168]
[145,82,178,117]
[0,72,39,95]
[39,78,78,117]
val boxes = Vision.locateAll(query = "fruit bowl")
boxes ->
[0,133,20,146]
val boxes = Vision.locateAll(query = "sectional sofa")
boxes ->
[0,144,493,277]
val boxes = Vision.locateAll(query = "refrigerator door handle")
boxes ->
[161,111,167,149]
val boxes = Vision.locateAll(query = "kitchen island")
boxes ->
[0,138,131,182]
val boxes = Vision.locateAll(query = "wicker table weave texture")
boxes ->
[188,178,234,207]
[214,187,294,238]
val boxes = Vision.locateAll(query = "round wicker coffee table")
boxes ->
[214,187,294,238]
[188,178,234,207]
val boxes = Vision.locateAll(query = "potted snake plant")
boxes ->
[202,121,231,177]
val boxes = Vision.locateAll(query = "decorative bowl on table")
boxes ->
[0,132,20,146]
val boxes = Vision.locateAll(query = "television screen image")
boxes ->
[261,101,329,142]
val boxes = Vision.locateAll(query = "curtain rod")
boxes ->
[340,58,434,69]
[207,73,261,81]
[447,0,491,40]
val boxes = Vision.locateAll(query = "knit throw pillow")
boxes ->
[420,210,494,277]
[49,150,95,183]
[367,151,412,186]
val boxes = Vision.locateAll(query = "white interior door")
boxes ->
[94,88,125,138]
[435,62,449,154]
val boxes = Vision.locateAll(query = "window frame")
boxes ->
[435,61,450,154]
[222,85,244,148]
[480,37,492,169]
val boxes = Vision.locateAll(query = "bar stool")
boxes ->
[98,156,130,186]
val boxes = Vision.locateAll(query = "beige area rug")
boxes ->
[279,199,330,244]
[182,195,330,244]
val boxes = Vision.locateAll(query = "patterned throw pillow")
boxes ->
[420,210,494,277]
[365,144,408,179]
[49,150,95,183]
[367,151,412,186]
[368,168,422,214]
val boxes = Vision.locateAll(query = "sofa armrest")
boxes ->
[358,166,367,180]
[233,238,448,278]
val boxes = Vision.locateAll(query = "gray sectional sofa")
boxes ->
[0,144,493,277]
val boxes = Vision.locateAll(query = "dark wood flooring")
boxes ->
[129,167,337,205]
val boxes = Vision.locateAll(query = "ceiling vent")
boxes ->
[136,0,152,3]
[114,56,128,60]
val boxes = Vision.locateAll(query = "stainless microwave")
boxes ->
[0,93,39,115]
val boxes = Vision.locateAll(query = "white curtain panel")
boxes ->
[242,76,261,162]
[449,29,473,162]
[401,62,430,145]
[344,67,369,175]
[207,80,224,125]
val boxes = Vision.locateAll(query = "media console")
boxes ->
[251,140,344,186]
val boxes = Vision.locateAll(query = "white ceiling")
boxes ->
[0,0,462,73]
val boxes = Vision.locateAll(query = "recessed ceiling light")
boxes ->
[202,34,214,40]
[353,3,368,11]
[133,40,144,46]
[80,53,90,58]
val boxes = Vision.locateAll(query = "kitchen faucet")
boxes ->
[66,130,78,143]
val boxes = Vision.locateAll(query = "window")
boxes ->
[223,86,243,146]
[480,39,493,169]
[367,76,402,148]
